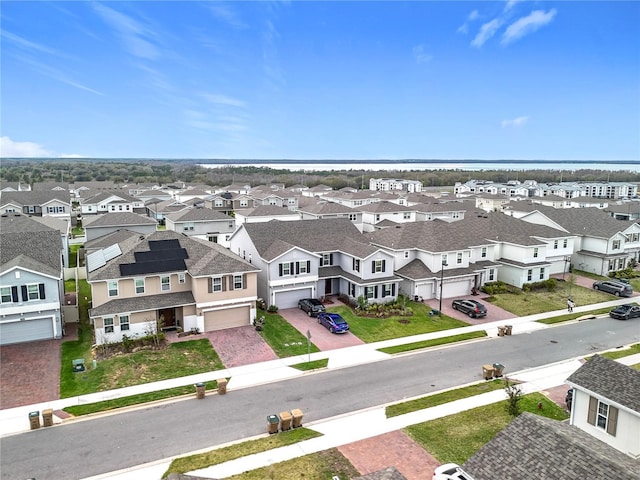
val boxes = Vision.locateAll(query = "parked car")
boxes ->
[433,463,475,480]
[298,298,326,317]
[451,299,487,318]
[609,303,640,320]
[317,312,350,334]
[592,280,633,297]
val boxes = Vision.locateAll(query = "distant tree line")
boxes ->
[0,158,638,190]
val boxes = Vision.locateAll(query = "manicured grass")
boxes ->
[61,338,224,397]
[224,449,359,480]
[292,359,329,371]
[378,331,487,355]
[536,307,612,324]
[64,381,218,416]
[72,226,84,236]
[405,393,569,465]
[485,283,613,316]
[386,379,506,418]
[64,279,76,293]
[69,244,82,268]
[590,343,640,361]
[258,311,321,358]
[329,303,470,343]
[163,428,323,477]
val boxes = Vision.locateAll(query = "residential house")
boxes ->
[474,193,519,212]
[566,355,640,458]
[32,181,69,192]
[83,212,157,242]
[413,199,469,222]
[145,199,190,222]
[164,207,235,246]
[0,190,71,219]
[369,178,423,193]
[301,184,334,197]
[87,230,259,345]
[462,412,640,479]
[606,201,640,221]
[234,205,301,225]
[29,216,72,268]
[174,187,212,204]
[71,181,120,200]
[0,214,64,345]
[229,218,399,308]
[204,192,236,215]
[249,190,299,211]
[297,201,361,226]
[355,201,417,233]
[79,190,146,215]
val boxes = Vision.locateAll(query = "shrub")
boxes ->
[267,304,279,313]
[481,281,519,295]
[522,278,557,292]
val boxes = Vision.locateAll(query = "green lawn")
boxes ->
[590,343,640,361]
[64,279,76,293]
[536,307,613,324]
[258,311,321,358]
[328,303,470,343]
[379,331,487,354]
[68,244,82,268]
[405,393,569,465]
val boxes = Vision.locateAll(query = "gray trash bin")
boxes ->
[267,414,279,434]
[493,363,505,377]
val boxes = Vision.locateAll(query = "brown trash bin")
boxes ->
[42,409,54,427]
[279,411,292,431]
[291,408,304,428]
[29,411,40,430]
[482,364,495,380]
[505,325,513,336]
[195,382,206,399]
[267,414,279,434]
[217,378,228,395]
[497,326,505,337]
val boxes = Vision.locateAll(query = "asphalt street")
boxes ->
[2,315,639,480]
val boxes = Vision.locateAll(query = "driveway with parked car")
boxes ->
[424,295,515,325]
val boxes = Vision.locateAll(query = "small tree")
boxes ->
[504,379,523,417]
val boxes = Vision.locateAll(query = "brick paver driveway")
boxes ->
[424,295,515,325]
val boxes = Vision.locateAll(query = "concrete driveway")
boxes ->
[424,295,515,325]
[279,304,365,351]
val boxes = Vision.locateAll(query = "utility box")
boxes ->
[482,364,495,380]
[42,409,54,427]
[279,411,292,431]
[217,378,228,395]
[195,382,206,399]
[267,414,279,434]
[72,358,85,372]
[29,411,40,430]
[291,408,304,428]
[493,363,505,377]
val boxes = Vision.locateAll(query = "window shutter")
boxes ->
[39,283,45,299]
[279,264,283,276]
[222,276,226,291]
[329,253,333,265]
[353,258,356,270]
[307,261,310,272]
[587,396,597,425]
[21,285,28,301]
[374,286,378,297]
[382,259,386,272]
[290,262,295,275]
[371,262,375,273]
[392,284,396,296]
[296,262,300,274]
[208,277,213,293]
[607,406,618,436]
[11,286,18,303]
[243,274,247,289]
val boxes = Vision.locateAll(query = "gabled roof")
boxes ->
[84,229,142,251]
[83,212,157,228]
[355,201,412,213]
[235,205,298,217]
[82,190,138,204]
[0,190,70,206]
[164,207,231,222]
[463,413,640,480]
[566,354,640,413]
[297,201,355,215]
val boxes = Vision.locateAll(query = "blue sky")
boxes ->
[1,1,639,160]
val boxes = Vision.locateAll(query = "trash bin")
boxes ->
[482,364,495,380]
[279,411,292,431]
[505,325,513,336]
[195,382,206,399]
[217,378,228,395]
[291,408,304,428]
[29,411,40,430]
[267,414,280,434]
[497,326,505,337]
[492,363,505,377]
[42,409,54,427]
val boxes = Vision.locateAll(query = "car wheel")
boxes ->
[317,318,321,324]
[308,311,312,317]
[330,327,335,333]
[468,311,474,318]
[594,285,599,290]
[614,291,620,296]
[452,304,458,310]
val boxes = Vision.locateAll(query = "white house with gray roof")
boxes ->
[83,212,158,242]
[234,205,301,225]
[164,207,235,246]
[0,190,71,219]
[229,218,399,309]
[79,190,145,215]
[355,201,417,233]
[0,214,64,345]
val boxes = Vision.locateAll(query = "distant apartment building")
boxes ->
[369,178,423,193]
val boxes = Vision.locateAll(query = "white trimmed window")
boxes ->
[382,284,392,297]
[104,317,114,333]
[178,273,186,284]
[119,315,130,331]
[527,269,533,281]
[373,260,384,273]
[161,276,170,291]
[540,267,545,280]
[353,259,360,272]
[1,287,12,303]
[481,247,487,258]
[108,281,118,297]
[612,240,621,250]
[563,238,568,248]
[403,212,410,219]
[27,284,41,300]
[348,213,357,221]
[233,275,243,290]
[365,286,375,299]
[298,261,308,274]
[457,252,463,264]
[489,269,495,281]
[135,278,145,294]
[553,240,559,249]
[212,277,222,292]
[533,247,539,258]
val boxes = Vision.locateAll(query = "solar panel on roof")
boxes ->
[103,244,122,262]
[120,258,186,276]
[87,251,107,273]
[134,248,187,263]
[148,239,181,250]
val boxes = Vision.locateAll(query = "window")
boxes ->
[215,200,223,207]
[1,287,13,303]
[27,284,41,300]
[373,259,385,273]
[233,275,243,290]
[382,284,392,297]
[104,317,114,333]
[108,281,118,297]
[240,199,248,207]
[533,247,539,258]
[280,262,292,276]
[527,269,533,281]
[178,273,186,284]
[597,401,609,429]
[353,259,360,272]
[135,278,145,294]
[612,240,621,250]
[481,247,487,258]
[365,286,375,299]
[228,221,234,228]
[403,212,411,219]
[349,282,356,297]
[183,222,194,231]
[348,213,357,221]
[441,254,448,265]
[553,240,559,249]
[119,315,130,331]
[208,235,218,243]
[457,252,463,264]
[540,267,545,280]
[161,276,170,291]
[297,261,308,274]
[563,238,568,248]
[321,253,333,266]
[212,277,223,292]
[488,269,495,281]
[375,214,381,222]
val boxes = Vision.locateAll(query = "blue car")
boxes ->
[317,313,350,334]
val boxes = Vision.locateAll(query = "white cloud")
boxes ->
[201,93,246,108]
[502,9,557,45]
[504,0,523,13]
[468,10,480,21]
[457,9,480,34]
[15,55,103,95]
[501,116,529,128]
[412,45,433,64]
[472,18,503,47]
[208,3,248,29]
[1,31,63,57]
[0,136,52,157]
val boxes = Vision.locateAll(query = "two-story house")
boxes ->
[234,205,301,225]
[79,190,146,215]
[83,212,158,242]
[164,207,235,246]
[0,214,64,345]
[229,218,399,309]
[0,190,71,219]
[87,230,259,345]
[355,201,417,233]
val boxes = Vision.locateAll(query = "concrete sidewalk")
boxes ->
[85,352,640,480]
[0,296,633,438]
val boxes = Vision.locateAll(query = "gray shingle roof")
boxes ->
[566,354,640,413]
[83,212,157,227]
[89,291,195,317]
[235,205,298,217]
[164,207,231,222]
[0,190,70,206]
[463,412,640,480]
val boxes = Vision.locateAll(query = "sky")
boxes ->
[1,1,639,161]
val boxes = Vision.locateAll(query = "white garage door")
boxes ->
[442,279,472,298]
[203,306,250,331]
[274,288,312,309]
[0,317,54,345]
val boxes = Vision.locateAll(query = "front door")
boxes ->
[324,279,332,295]
[159,308,176,329]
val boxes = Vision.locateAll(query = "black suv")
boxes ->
[593,280,633,297]
[451,299,487,318]
[298,298,326,317]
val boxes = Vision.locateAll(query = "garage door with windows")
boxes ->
[0,317,54,345]
[274,288,312,309]
[203,306,250,331]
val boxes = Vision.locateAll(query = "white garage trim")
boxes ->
[0,316,55,345]
[203,306,250,331]
[273,287,313,309]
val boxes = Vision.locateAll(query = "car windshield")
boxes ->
[331,316,347,325]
